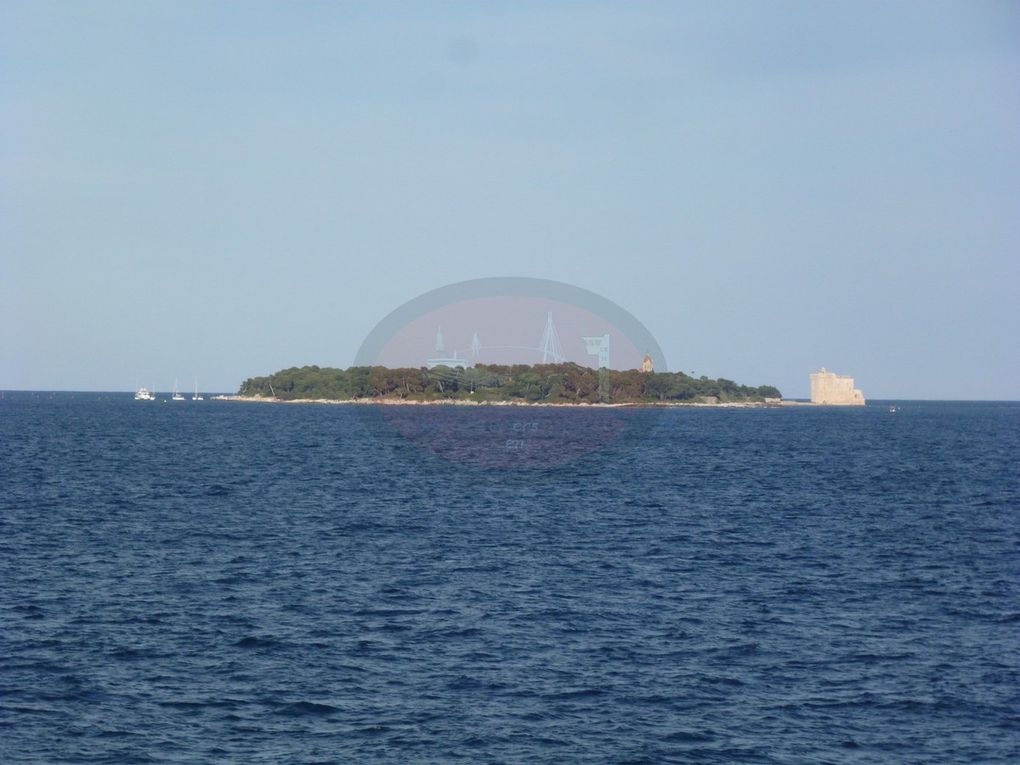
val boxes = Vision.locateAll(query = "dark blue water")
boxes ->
[2,394,1018,763]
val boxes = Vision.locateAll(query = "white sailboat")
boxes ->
[192,379,203,401]
[172,378,185,401]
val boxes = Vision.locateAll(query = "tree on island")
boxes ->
[238,363,781,404]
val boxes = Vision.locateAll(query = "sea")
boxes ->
[1,393,1018,763]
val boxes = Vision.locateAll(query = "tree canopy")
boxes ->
[238,363,781,404]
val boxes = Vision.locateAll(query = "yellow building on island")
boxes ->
[810,368,865,405]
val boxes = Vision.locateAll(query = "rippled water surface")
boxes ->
[1,394,1018,763]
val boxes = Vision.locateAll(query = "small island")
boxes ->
[234,363,781,406]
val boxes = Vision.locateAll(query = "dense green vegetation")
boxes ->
[238,363,781,404]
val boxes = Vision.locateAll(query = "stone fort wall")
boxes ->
[810,368,865,405]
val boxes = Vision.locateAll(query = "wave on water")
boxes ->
[1,396,1018,762]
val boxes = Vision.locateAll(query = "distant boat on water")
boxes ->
[134,387,155,401]
[172,379,186,401]
[192,379,203,401]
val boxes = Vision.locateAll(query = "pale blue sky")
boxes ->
[3,1,1018,398]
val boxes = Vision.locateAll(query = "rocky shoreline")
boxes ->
[211,395,774,409]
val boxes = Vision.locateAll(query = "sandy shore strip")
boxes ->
[211,395,772,409]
